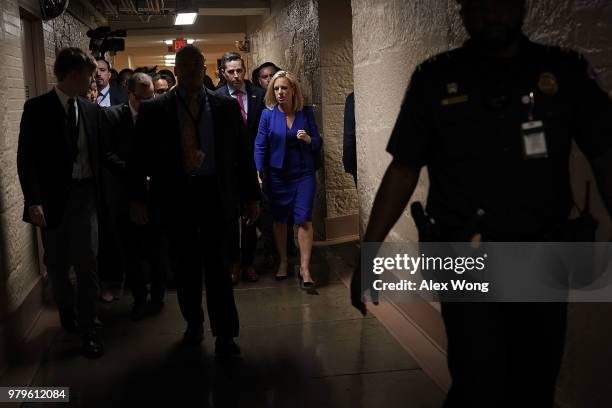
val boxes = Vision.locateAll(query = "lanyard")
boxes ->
[176,90,203,129]
[98,90,109,105]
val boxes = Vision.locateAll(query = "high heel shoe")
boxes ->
[275,262,289,281]
[298,269,315,289]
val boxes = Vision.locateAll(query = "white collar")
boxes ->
[54,86,76,113]
[227,83,247,95]
[99,84,111,96]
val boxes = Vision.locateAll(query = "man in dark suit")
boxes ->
[128,45,260,357]
[216,51,266,284]
[101,72,168,321]
[95,58,127,107]
[17,47,104,358]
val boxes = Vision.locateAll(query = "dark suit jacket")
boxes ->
[101,103,134,208]
[203,75,216,91]
[17,90,104,228]
[215,82,266,148]
[109,84,128,106]
[128,87,260,226]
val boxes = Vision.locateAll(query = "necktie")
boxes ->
[233,89,247,125]
[180,93,205,174]
[97,90,109,106]
[67,98,78,161]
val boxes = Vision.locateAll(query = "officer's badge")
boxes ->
[447,82,459,94]
[538,72,559,95]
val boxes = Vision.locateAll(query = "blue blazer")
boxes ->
[254,105,322,171]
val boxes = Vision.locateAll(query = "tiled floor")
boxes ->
[23,243,444,407]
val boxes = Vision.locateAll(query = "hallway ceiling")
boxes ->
[88,0,270,71]
[94,0,270,28]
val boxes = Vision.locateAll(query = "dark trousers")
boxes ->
[441,302,567,408]
[240,218,258,267]
[166,175,239,338]
[98,203,125,285]
[125,217,168,303]
[258,196,276,256]
[40,179,99,333]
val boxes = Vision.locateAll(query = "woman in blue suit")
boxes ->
[254,71,322,288]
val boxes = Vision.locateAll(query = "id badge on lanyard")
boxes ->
[521,92,548,159]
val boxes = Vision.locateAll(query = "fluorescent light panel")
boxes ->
[164,39,195,45]
[174,12,197,25]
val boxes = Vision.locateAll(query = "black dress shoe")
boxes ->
[82,332,104,359]
[215,337,241,359]
[183,323,204,345]
[130,301,147,321]
[59,308,78,333]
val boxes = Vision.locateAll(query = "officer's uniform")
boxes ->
[387,36,612,407]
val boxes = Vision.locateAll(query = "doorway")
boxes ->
[20,8,47,276]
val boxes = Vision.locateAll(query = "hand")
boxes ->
[297,130,312,144]
[257,171,264,189]
[243,201,260,226]
[350,252,367,316]
[28,205,47,227]
[130,201,149,225]
[350,250,381,316]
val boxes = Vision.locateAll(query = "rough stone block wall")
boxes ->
[319,0,357,220]
[246,0,327,238]
[0,0,39,325]
[0,0,92,374]
[352,0,612,406]
[41,13,90,88]
[352,0,461,242]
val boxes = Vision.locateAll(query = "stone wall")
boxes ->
[0,0,93,375]
[247,0,326,237]
[352,0,612,406]
[246,0,326,238]
[318,0,357,221]
[247,0,357,239]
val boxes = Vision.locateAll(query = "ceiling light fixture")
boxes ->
[174,12,197,25]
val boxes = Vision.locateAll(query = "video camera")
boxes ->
[87,26,127,58]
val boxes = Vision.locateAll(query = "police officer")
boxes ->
[352,0,612,406]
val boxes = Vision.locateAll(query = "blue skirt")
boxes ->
[266,168,316,225]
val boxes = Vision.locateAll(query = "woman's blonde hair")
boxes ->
[264,70,304,112]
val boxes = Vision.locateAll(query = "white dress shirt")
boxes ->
[227,83,249,116]
[97,84,111,107]
[55,87,93,179]
[129,101,138,125]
